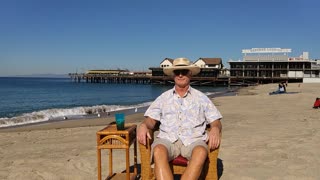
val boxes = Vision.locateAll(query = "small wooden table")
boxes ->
[96,123,137,180]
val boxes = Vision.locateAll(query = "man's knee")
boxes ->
[153,144,168,159]
[191,146,208,161]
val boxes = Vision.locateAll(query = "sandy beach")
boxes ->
[1,83,320,179]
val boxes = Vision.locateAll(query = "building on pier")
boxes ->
[150,57,224,77]
[148,57,226,85]
[86,69,129,76]
[228,48,320,84]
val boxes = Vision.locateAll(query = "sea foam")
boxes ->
[0,102,151,128]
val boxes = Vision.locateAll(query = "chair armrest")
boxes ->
[206,147,219,179]
[205,126,221,180]
[139,129,155,180]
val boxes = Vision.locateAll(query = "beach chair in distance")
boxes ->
[138,123,220,180]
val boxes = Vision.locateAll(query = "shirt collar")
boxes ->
[172,86,192,97]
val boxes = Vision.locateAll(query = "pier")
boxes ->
[68,73,231,86]
[69,73,151,84]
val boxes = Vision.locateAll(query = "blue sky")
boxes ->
[0,0,319,76]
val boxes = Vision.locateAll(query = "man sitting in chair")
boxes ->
[137,57,223,180]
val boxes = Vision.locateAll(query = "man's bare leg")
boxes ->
[181,146,207,180]
[153,144,173,180]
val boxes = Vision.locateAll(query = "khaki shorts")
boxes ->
[151,138,208,163]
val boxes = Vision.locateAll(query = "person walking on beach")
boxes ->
[137,57,223,180]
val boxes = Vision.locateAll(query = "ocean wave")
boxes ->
[0,102,152,128]
[204,92,216,96]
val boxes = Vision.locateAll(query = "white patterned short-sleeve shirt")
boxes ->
[144,86,222,146]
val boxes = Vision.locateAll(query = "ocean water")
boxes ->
[0,77,229,128]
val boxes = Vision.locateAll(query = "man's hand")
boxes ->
[207,120,222,150]
[137,123,152,146]
[207,126,221,150]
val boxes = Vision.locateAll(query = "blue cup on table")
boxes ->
[115,113,125,130]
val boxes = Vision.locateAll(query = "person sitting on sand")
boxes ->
[269,83,286,95]
[279,83,285,93]
[137,57,222,180]
[281,82,287,93]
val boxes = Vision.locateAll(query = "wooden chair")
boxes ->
[138,124,220,180]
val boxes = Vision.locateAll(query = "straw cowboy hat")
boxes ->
[163,57,200,76]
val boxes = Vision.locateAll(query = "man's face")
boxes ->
[173,69,191,88]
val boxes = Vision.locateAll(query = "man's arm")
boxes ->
[137,117,157,145]
[207,119,222,150]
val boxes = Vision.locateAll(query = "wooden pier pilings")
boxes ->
[68,73,230,86]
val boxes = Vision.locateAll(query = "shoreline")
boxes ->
[0,107,147,133]
[0,87,238,132]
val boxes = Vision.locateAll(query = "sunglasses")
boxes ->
[173,69,190,76]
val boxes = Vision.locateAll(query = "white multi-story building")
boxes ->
[229,48,320,83]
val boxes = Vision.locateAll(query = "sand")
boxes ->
[0,83,320,180]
